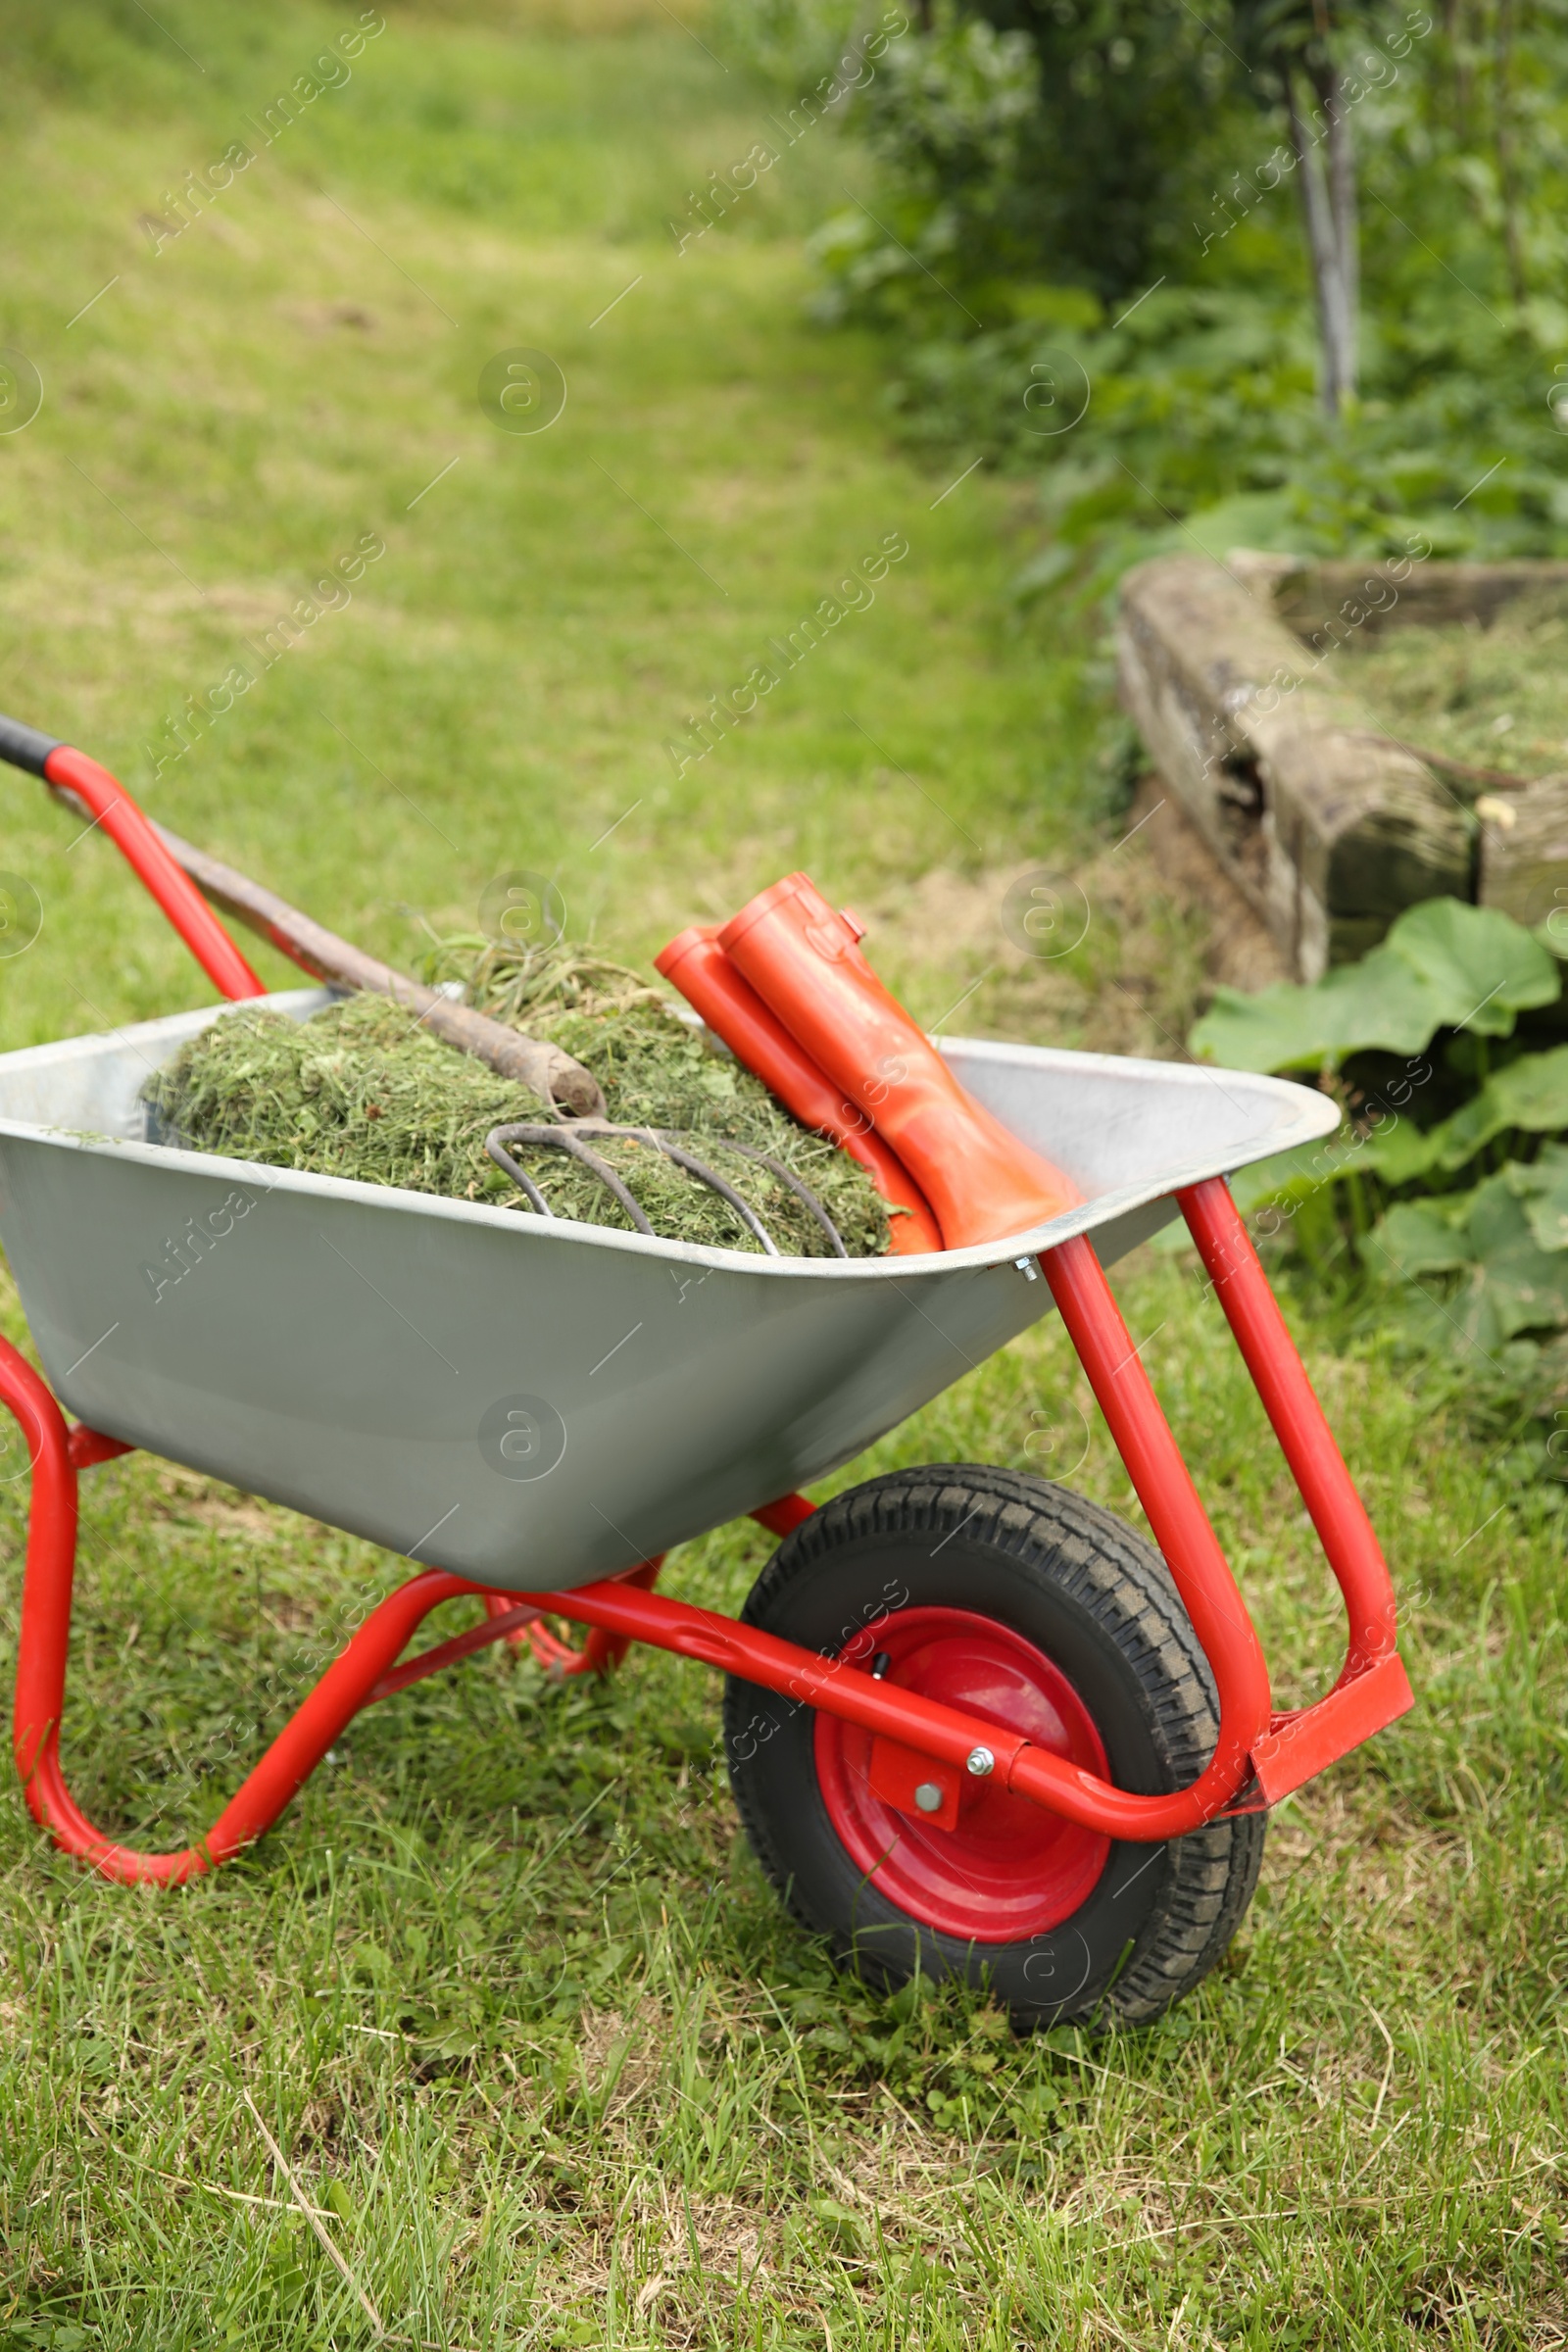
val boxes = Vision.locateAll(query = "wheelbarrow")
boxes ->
[0,717,1412,2025]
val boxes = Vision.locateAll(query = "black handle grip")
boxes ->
[0,712,63,778]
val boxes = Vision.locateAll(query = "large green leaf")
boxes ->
[1363,1114,1446,1186]
[1386,899,1560,1037]
[1191,944,1447,1073]
[1398,1042,1568,1176]
[1236,1040,1568,1206]
[1461,1176,1568,1342]
[1190,899,1560,1073]
[1366,1166,1568,1361]
[1368,1196,1472,1280]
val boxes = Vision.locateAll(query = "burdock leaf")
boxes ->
[1363,1116,1446,1185]
[1368,1197,1474,1280]
[1461,1176,1568,1337]
[1190,945,1443,1071]
[1367,1169,1568,1360]
[1389,898,1560,1037]
[1190,899,1560,1073]
[1361,1041,1568,1184]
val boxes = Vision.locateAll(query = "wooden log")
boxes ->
[1116,553,1471,979]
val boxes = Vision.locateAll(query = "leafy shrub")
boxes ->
[856,261,1568,593]
[711,0,873,93]
[807,0,1240,318]
[978,0,1240,298]
[806,10,1042,327]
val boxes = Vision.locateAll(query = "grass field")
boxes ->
[0,5,1564,2346]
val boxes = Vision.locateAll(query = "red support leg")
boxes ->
[1041,1230,1275,1816]
[2,1332,494,1883]
[1176,1177,1413,1802]
[1042,1183,1411,1814]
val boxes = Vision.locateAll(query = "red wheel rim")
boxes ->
[814,1606,1113,1942]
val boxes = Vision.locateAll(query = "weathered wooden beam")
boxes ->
[1475,776,1568,934]
[1115,552,1471,979]
[1275,559,1568,640]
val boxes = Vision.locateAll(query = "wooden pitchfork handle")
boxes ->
[140,820,606,1117]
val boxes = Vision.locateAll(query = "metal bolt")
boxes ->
[913,1783,944,1814]
[966,1745,996,1778]
[870,1651,892,1681]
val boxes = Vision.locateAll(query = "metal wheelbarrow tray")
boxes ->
[0,718,1413,2026]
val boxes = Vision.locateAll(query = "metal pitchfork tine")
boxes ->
[484,1122,848,1258]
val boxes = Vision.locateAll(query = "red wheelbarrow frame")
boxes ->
[0,729,1413,1885]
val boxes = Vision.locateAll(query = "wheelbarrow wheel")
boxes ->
[723,1466,1264,2028]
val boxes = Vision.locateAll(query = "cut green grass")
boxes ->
[143,978,894,1254]
[1341,587,1568,785]
[0,6,1564,2348]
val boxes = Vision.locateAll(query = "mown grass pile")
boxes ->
[1344,587,1568,783]
[142,945,892,1258]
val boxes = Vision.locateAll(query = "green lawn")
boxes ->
[0,6,1564,2347]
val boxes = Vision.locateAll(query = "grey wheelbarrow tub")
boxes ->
[0,989,1337,1591]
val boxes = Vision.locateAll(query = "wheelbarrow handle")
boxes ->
[0,716,266,1003]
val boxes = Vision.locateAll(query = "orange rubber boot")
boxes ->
[716,875,1081,1249]
[655,925,942,1253]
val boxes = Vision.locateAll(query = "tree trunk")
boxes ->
[1494,0,1529,308]
[1325,70,1358,385]
[1287,71,1356,416]
[1445,0,1470,141]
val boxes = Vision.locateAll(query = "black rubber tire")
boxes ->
[723,1465,1264,2028]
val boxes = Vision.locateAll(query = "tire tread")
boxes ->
[730,1465,1263,2027]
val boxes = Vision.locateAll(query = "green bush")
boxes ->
[805,9,1043,325]
[711,0,873,93]
[804,0,1245,321]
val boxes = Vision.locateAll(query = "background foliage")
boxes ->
[724,0,1568,586]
